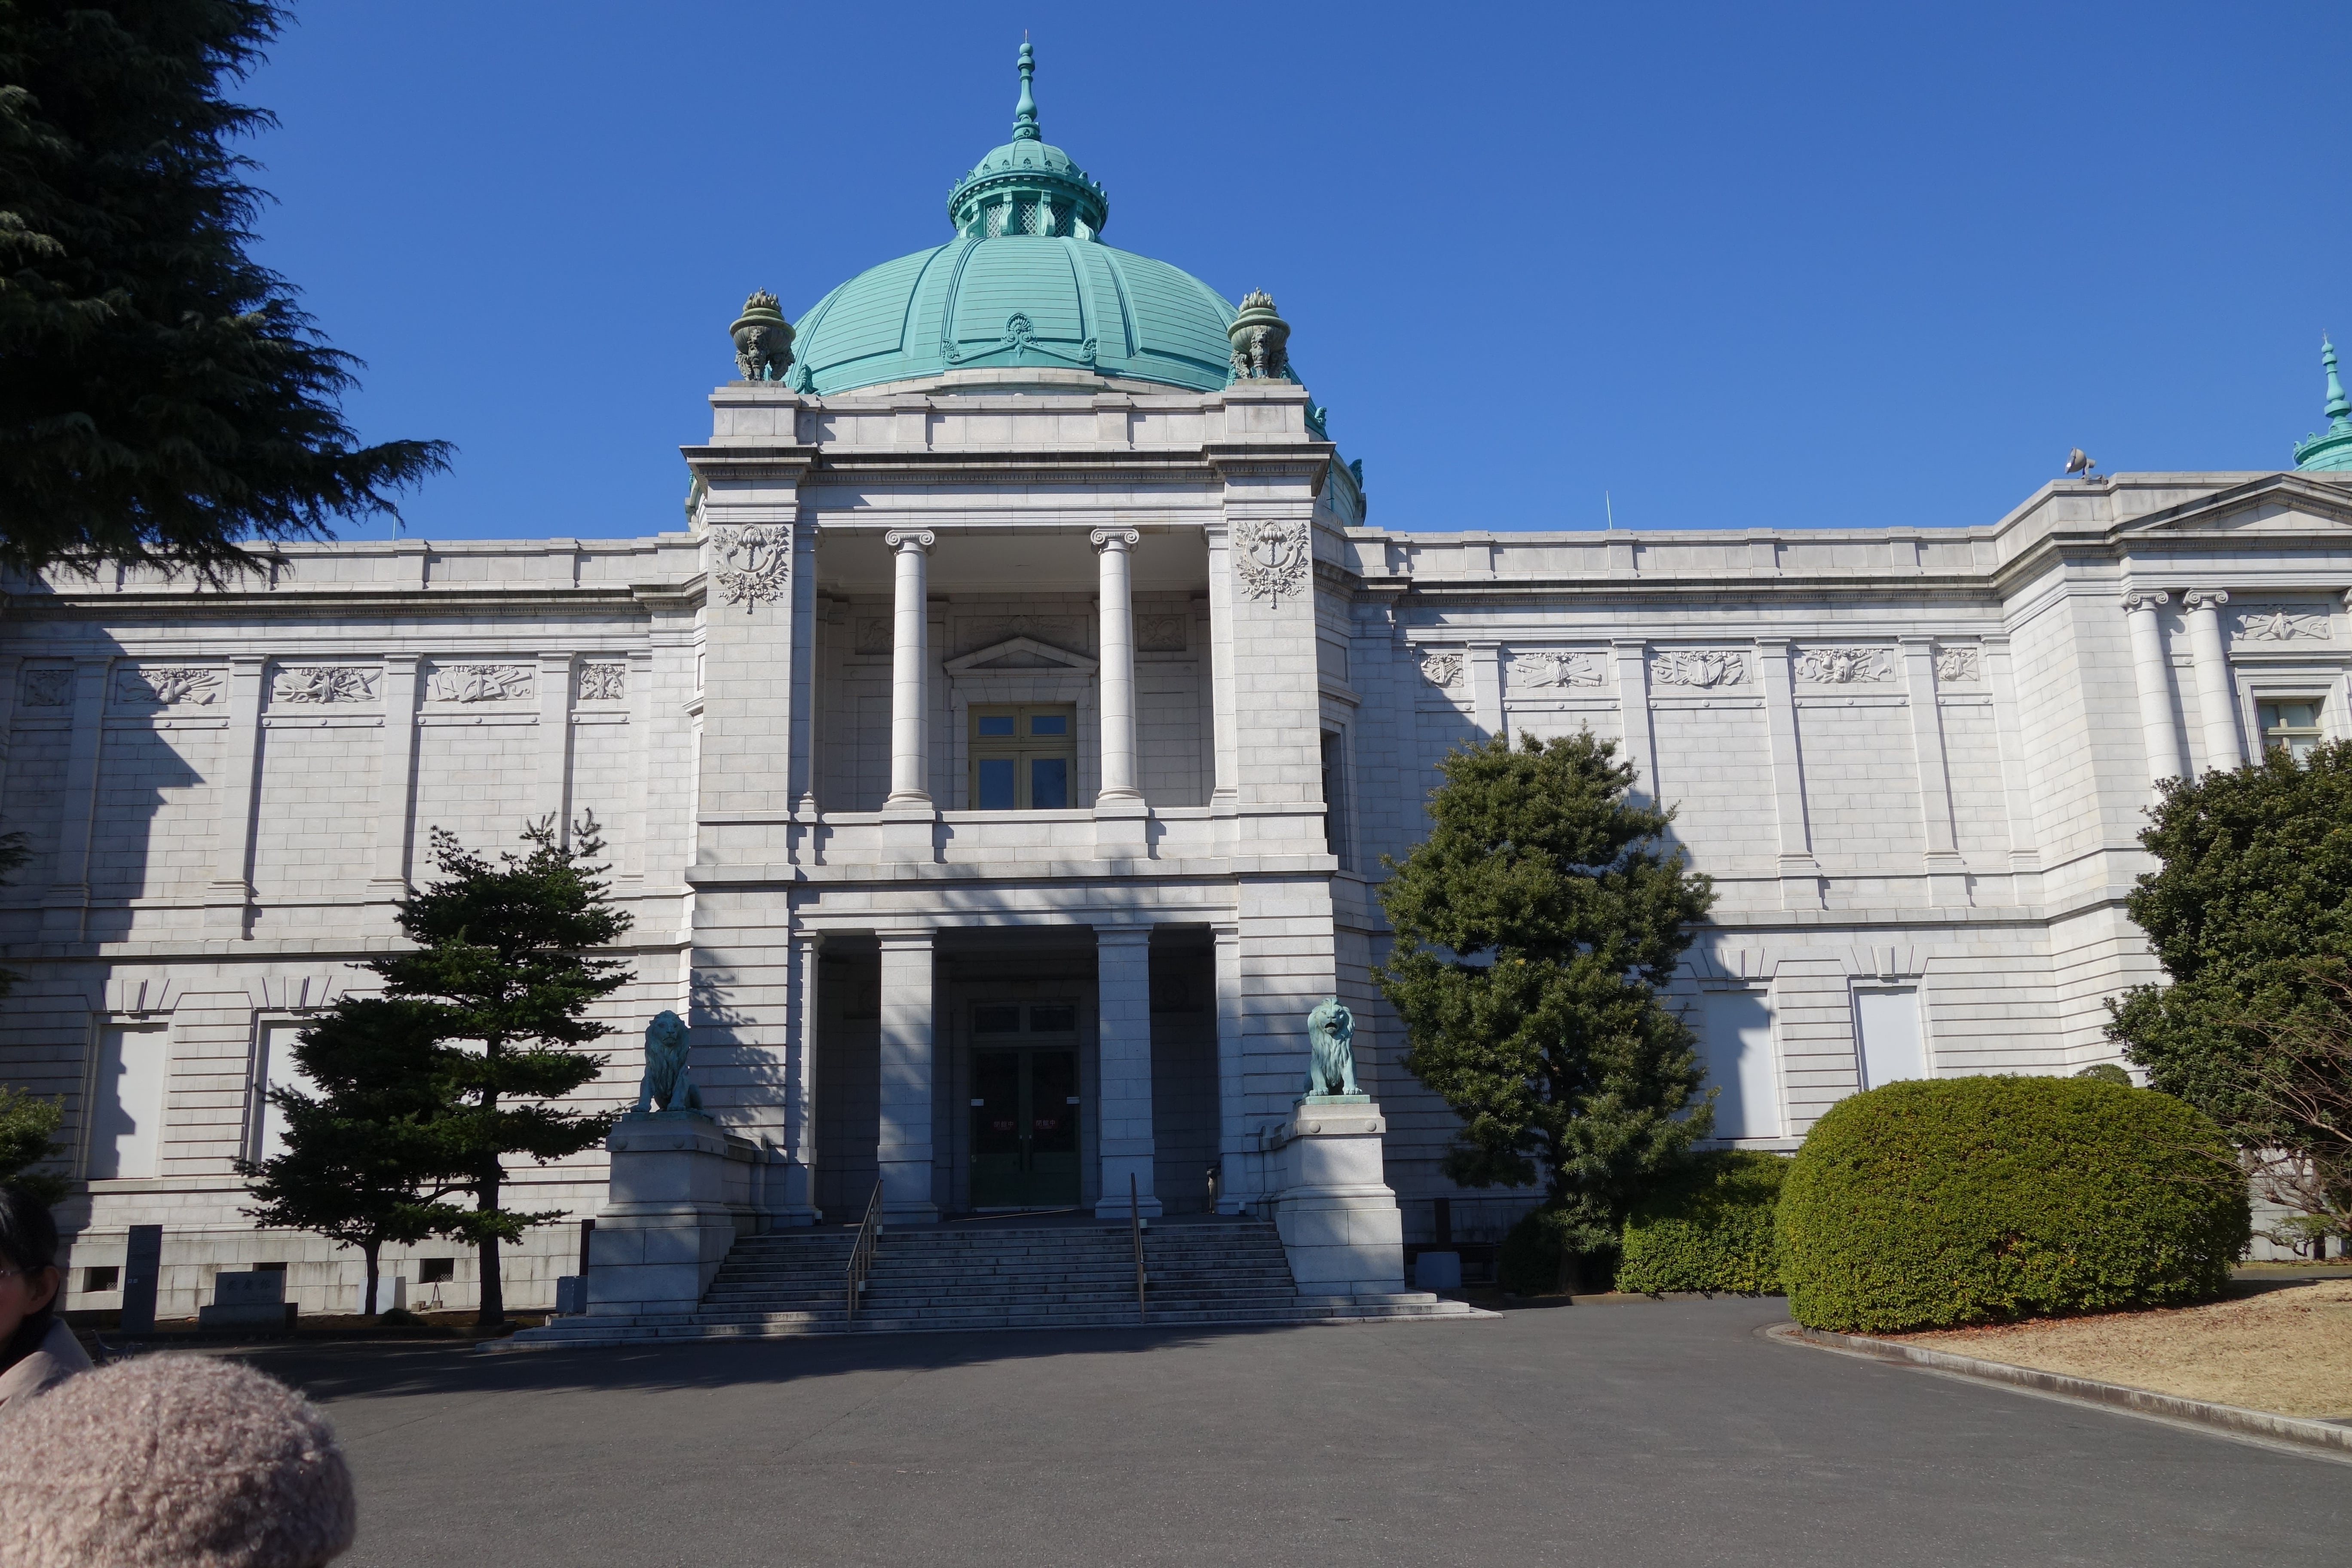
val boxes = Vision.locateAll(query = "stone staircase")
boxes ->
[498,1217,1487,1350]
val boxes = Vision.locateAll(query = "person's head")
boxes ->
[0,1182,61,1361]
[0,1354,357,1566]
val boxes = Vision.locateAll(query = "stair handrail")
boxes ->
[845,1179,884,1323]
[1130,1173,1146,1325]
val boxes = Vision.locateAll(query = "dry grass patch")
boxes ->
[1893,1279,2352,1419]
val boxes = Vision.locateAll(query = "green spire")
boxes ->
[1012,40,1040,141]
[946,40,1110,239]
[2296,334,2352,471]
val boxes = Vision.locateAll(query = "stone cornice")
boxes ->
[680,443,820,483]
[3,586,662,621]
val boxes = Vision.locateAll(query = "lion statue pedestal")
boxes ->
[1258,999,1408,1298]
[585,1111,763,1318]
[584,1014,763,1318]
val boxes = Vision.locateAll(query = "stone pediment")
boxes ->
[2116,473,2352,538]
[942,635,1097,675]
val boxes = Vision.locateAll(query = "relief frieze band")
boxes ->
[1792,647,1896,684]
[425,663,534,703]
[1510,649,1606,689]
[115,666,224,708]
[272,666,380,705]
[1651,649,1749,688]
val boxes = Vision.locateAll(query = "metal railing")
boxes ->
[1130,1173,1147,1325]
[845,1179,884,1323]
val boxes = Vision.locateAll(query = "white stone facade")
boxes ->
[9,364,2348,1311]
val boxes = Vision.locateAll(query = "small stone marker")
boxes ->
[198,1268,297,1334]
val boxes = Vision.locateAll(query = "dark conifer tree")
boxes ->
[373,816,630,1326]
[1375,732,1717,1284]
[0,2,448,582]
[237,998,463,1320]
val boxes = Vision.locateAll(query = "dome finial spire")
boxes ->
[2325,334,2351,430]
[2294,334,2352,471]
[1012,39,1040,141]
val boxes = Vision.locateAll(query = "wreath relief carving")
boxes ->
[710,524,789,612]
[1233,520,1311,604]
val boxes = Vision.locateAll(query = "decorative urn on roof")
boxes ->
[730,290,794,383]
[1228,290,1291,383]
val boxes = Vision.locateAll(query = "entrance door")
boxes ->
[969,1004,1081,1209]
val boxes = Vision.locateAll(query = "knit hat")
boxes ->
[0,1354,356,1567]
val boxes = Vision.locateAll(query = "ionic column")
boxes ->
[2181,589,2243,772]
[1094,925,1161,1219]
[1213,922,1248,1213]
[1093,527,1147,858]
[875,929,938,1223]
[883,530,935,808]
[2122,590,2184,787]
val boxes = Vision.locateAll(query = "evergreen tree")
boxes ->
[0,2,448,582]
[236,998,463,1320]
[1375,732,1717,1281]
[373,815,630,1325]
[2108,741,2352,1247]
[0,1084,67,1206]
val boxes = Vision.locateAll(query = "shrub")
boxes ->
[1779,1076,2250,1333]
[1616,1149,1788,1295]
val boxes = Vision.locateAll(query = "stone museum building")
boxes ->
[9,48,2350,1317]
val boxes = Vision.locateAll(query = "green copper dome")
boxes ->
[787,44,1243,398]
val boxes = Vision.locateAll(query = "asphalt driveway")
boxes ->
[236,1298,2346,1568]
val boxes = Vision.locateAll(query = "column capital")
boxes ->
[1093,923,1154,948]
[2181,587,2230,612]
[2121,588,2170,612]
[884,529,935,554]
[1089,527,1139,551]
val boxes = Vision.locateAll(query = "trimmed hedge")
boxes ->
[1779,1075,2250,1333]
[1615,1149,1788,1295]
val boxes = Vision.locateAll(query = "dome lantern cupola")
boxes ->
[2294,335,2352,472]
[946,43,1110,241]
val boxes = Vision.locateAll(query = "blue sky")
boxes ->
[245,3,2352,542]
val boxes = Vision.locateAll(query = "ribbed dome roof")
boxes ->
[784,43,1249,399]
[790,236,1239,395]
